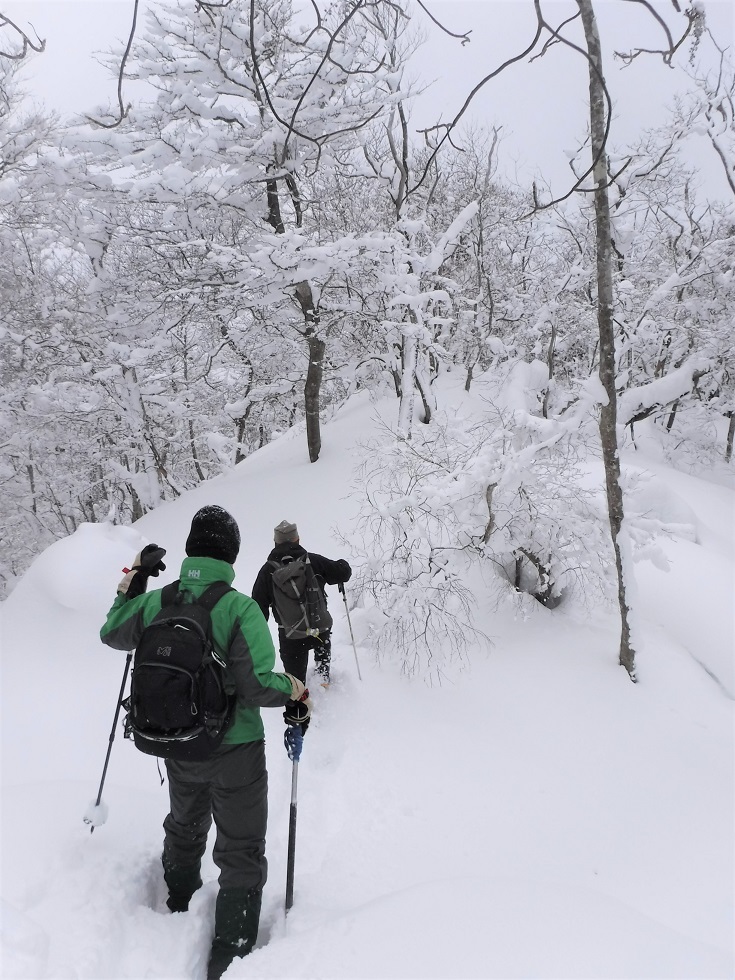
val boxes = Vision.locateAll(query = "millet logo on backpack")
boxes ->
[156,646,172,657]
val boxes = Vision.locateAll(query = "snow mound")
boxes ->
[7,522,145,614]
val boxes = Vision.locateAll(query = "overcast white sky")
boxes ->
[4,0,734,199]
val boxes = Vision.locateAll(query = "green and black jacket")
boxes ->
[100,556,293,743]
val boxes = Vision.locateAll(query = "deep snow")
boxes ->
[2,376,733,979]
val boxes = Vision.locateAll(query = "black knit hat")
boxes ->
[185,505,240,565]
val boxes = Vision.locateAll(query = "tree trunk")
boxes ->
[543,317,557,419]
[266,177,285,233]
[726,412,735,463]
[577,0,636,680]
[397,326,418,439]
[295,280,324,462]
[269,171,324,464]
[415,363,434,425]
[666,399,680,433]
[305,333,325,463]
[26,460,37,515]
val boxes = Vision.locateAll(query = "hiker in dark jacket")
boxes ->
[251,519,352,685]
[100,506,311,980]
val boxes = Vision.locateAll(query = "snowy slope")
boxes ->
[2,377,733,980]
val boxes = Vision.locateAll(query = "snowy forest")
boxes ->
[1,0,734,673]
[2,3,734,978]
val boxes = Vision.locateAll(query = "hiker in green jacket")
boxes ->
[100,505,310,980]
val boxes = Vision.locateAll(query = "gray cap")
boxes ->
[274,519,299,544]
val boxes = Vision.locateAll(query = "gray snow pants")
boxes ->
[163,740,268,891]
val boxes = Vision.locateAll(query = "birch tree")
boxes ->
[576,0,636,677]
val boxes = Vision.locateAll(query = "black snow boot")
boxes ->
[206,886,262,980]
[162,858,202,913]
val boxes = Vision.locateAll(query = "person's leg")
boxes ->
[279,637,309,684]
[206,741,268,979]
[207,887,262,980]
[313,632,332,683]
[210,741,268,891]
[162,759,214,912]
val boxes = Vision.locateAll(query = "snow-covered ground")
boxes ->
[2,377,733,979]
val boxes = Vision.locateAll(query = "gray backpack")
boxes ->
[269,555,333,639]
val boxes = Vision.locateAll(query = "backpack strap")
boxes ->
[195,581,234,613]
[161,581,181,605]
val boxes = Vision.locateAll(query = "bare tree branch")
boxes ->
[413,0,690,217]
[614,0,696,66]
[412,2,613,213]
[0,13,45,59]
[519,3,615,215]
[86,0,140,129]
[414,18,544,195]
[412,0,471,46]
[247,0,393,166]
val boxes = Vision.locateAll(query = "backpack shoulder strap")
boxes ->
[161,581,181,606]
[196,582,234,613]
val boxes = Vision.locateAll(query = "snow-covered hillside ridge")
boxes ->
[2,374,733,979]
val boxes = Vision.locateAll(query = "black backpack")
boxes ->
[125,581,235,760]
[269,556,333,640]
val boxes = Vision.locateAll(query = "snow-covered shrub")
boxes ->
[345,418,490,682]
[346,384,618,679]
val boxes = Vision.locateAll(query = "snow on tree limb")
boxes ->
[618,356,712,425]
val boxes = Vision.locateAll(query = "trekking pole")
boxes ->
[84,651,132,833]
[283,724,303,913]
[338,583,362,681]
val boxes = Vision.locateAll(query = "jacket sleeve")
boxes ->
[100,592,161,651]
[309,553,352,586]
[224,594,292,707]
[250,563,272,621]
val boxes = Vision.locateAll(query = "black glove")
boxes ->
[138,544,167,577]
[284,695,312,734]
[118,544,167,599]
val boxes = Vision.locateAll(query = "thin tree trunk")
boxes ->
[305,334,325,463]
[578,0,636,680]
[415,363,434,425]
[726,412,735,463]
[26,460,37,515]
[295,281,324,462]
[666,399,680,433]
[266,177,285,233]
[267,172,324,464]
[543,318,557,419]
[397,327,418,439]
